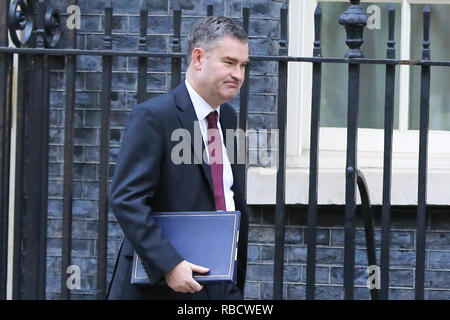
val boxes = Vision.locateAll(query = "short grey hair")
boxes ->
[186,16,248,65]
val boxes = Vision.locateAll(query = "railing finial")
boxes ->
[103,0,112,50]
[279,1,288,56]
[140,0,147,11]
[139,0,148,51]
[35,0,46,48]
[313,3,322,57]
[172,0,181,11]
[339,0,367,58]
[422,5,431,60]
[386,4,396,59]
[207,3,213,16]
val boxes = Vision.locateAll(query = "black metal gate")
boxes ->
[0,0,449,300]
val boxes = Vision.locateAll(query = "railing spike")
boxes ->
[172,0,181,11]
[313,2,322,57]
[387,3,396,58]
[314,2,322,16]
[422,4,431,60]
[207,4,213,16]
[140,0,147,13]
[279,1,288,56]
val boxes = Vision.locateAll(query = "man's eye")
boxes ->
[224,61,233,65]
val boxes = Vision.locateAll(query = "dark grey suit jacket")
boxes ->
[107,82,249,299]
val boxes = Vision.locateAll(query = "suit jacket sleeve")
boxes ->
[109,103,183,285]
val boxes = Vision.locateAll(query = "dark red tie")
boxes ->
[206,111,226,211]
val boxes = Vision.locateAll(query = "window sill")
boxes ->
[246,151,450,206]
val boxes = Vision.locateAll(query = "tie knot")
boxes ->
[206,111,218,129]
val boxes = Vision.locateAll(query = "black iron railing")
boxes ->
[0,0,449,300]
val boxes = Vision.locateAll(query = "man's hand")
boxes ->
[164,260,209,293]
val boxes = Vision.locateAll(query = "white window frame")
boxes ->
[8,34,18,300]
[247,0,450,206]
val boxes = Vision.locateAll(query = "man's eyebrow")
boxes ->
[223,56,250,64]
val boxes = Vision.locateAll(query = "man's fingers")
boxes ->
[187,262,206,292]
[165,261,208,293]
[190,263,209,274]
[176,279,200,293]
[189,279,203,292]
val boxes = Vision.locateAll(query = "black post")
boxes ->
[273,2,288,300]
[97,0,113,300]
[12,55,29,301]
[305,2,322,301]
[60,0,78,300]
[238,6,250,133]
[7,0,34,299]
[137,0,148,104]
[21,0,50,299]
[171,0,182,90]
[0,0,12,300]
[339,0,367,300]
[238,6,250,198]
[380,4,396,300]
[415,5,431,301]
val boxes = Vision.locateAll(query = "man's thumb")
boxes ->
[190,263,209,274]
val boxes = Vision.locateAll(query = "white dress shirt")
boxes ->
[185,79,236,211]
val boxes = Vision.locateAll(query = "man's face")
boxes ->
[193,36,249,108]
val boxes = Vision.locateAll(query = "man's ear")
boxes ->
[191,47,204,70]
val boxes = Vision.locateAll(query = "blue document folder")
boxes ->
[131,211,240,285]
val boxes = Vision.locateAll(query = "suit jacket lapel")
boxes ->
[174,82,214,194]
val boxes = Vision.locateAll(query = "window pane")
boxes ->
[320,2,401,129]
[409,4,450,131]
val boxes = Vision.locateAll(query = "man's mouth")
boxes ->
[225,82,239,88]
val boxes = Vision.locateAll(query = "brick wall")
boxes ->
[245,205,450,300]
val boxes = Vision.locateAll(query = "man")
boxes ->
[107,16,250,300]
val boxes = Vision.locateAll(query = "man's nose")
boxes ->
[231,65,245,82]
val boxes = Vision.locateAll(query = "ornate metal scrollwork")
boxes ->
[8,0,34,47]
[44,8,61,48]
[8,0,62,48]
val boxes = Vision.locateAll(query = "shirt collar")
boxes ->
[185,79,221,122]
